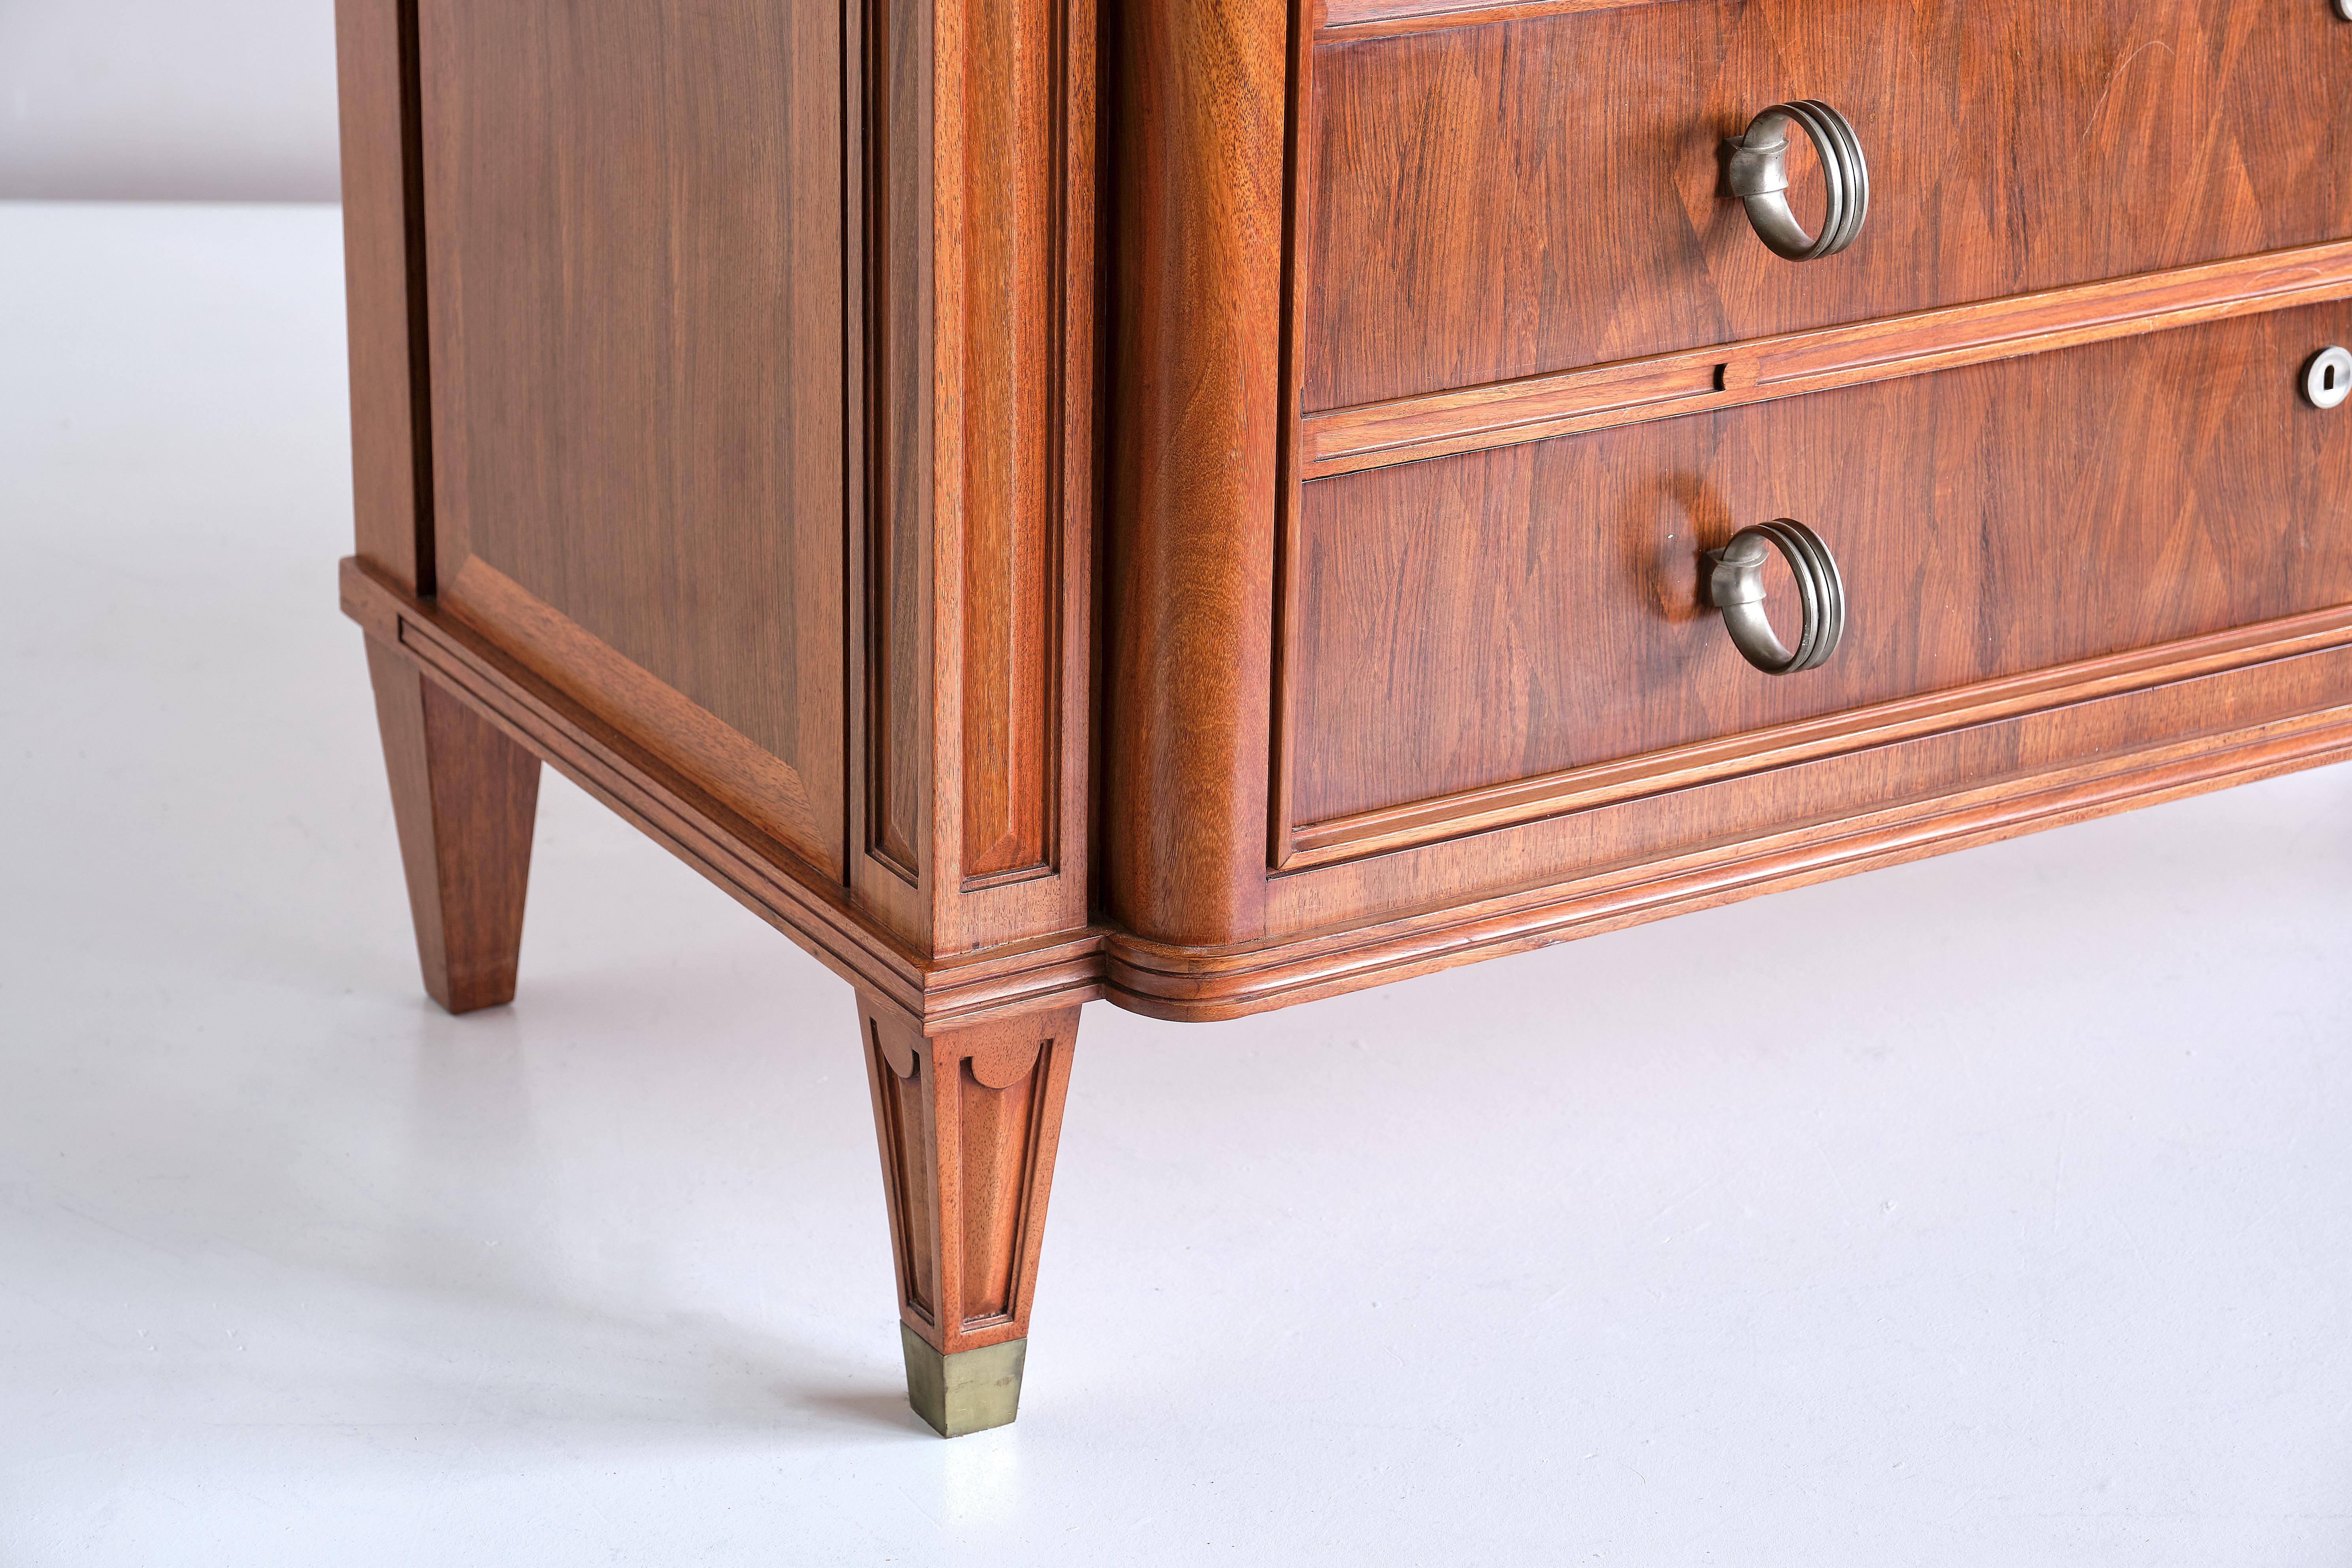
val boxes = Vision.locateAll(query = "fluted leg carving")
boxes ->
[859,993,1080,1436]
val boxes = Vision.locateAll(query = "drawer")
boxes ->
[1302,0,2352,411]
[1277,303,2352,864]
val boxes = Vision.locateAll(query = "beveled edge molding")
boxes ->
[860,0,934,894]
[1301,241,2352,478]
[1110,698,2352,1020]
[943,0,1079,889]
[1318,0,1667,43]
[1281,602,2352,870]
[340,559,2352,1028]
[347,557,927,1008]
[439,556,831,871]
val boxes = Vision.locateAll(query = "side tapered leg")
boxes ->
[860,994,1081,1437]
[366,638,541,1014]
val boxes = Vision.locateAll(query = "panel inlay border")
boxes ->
[1318,0,1669,43]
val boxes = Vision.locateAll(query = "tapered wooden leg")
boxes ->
[860,993,1081,1436]
[366,638,541,1014]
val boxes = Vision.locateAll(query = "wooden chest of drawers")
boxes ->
[333,0,2352,1434]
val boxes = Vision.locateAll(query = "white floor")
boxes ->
[4,201,2351,1566]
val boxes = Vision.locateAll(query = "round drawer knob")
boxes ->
[1727,101,1870,262]
[2305,346,2352,409]
[1705,520,1846,676]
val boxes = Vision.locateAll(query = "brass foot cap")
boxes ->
[900,1324,1026,1438]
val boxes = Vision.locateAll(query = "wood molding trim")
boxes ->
[441,557,832,872]
[344,556,2352,1028]
[947,0,1073,887]
[859,0,1096,949]
[860,0,936,900]
[1318,0,1667,42]
[332,0,435,592]
[1110,701,2352,1018]
[1301,241,2352,478]
[1281,602,2352,869]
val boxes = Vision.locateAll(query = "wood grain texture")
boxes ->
[418,0,849,878]
[1162,657,2352,1012]
[863,0,935,903]
[1303,0,2352,411]
[366,636,540,1014]
[333,0,432,591]
[1101,0,1292,946]
[345,556,2352,1025]
[926,0,1100,940]
[862,994,1079,1354]
[953,0,1067,884]
[1320,0,1665,42]
[442,557,831,867]
[859,0,1099,950]
[1288,603,2352,867]
[1304,240,2352,477]
[339,0,2352,1027]
[1285,303,2352,836]
[342,560,1097,1028]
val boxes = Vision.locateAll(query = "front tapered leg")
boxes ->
[859,994,1081,1437]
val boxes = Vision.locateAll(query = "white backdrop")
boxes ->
[0,0,340,201]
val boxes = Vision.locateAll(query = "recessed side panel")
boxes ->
[418,0,847,875]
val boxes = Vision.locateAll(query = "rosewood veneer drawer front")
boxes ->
[1281,303,2352,865]
[1303,0,2352,411]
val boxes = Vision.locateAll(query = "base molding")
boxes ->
[343,557,2352,1028]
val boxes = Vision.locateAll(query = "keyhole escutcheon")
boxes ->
[2305,346,2352,410]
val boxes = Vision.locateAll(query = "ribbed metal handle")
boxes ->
[1726,101,1870,262]
[1704,520,1846,676]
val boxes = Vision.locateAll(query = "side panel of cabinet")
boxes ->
[415,0,849,880]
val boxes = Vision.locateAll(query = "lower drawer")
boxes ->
[1281,302,2352,862]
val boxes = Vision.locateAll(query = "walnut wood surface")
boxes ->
[1286,303,2352,832]
[862,994,1079,1354]
[1287,603,2352,868]
[1304,0,2352,410]
[955,0,1069,883]
[346,558,2352,1023]
[920,0,1100,946]
[339,10,2352,1035]
[333,0,2352,1438]
[1320,0,1663,41]
[1305,241,2352,478]
[366,637,539,1014]
[1100,0,1291,945]
[333,0,432,592]
[416,0,850,880]
[861,0,934,902]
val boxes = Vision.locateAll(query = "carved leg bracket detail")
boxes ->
[860,994,1080,1436]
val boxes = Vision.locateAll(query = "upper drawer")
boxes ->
[1302,0,2352,411]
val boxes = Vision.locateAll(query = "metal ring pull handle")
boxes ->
[1704,520,1846,676]
[1727,101,1870,262]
